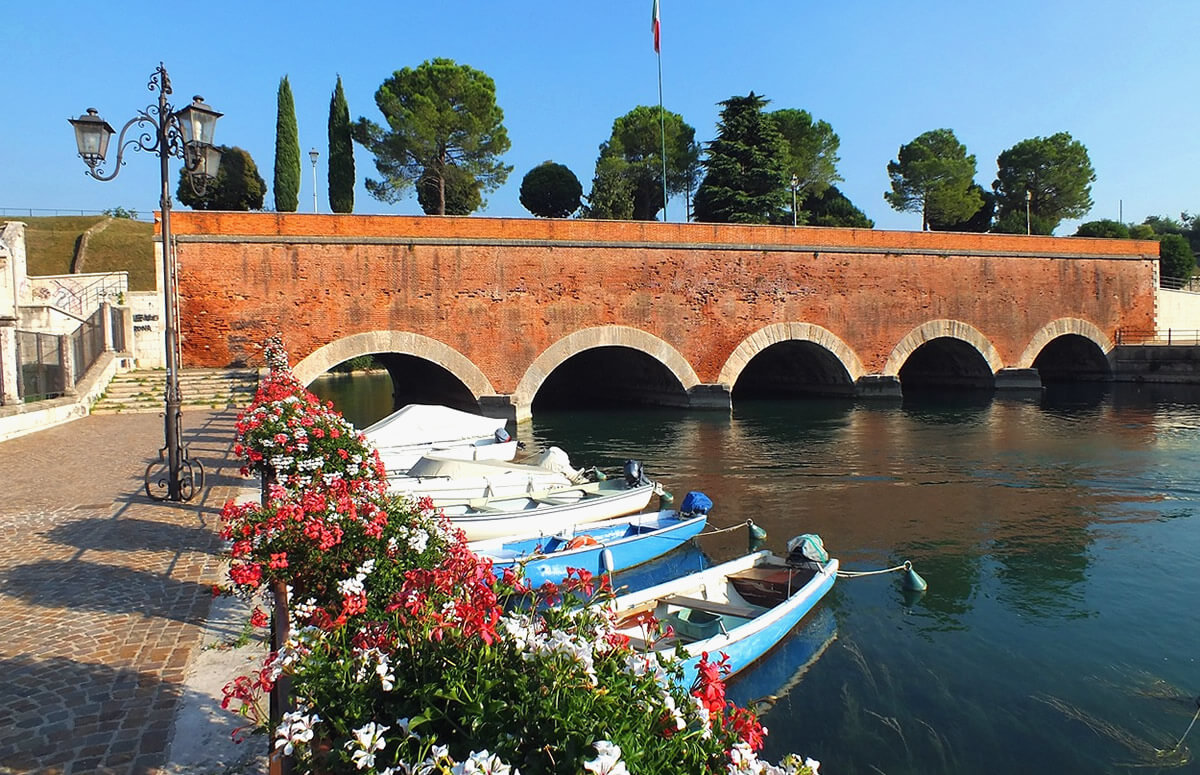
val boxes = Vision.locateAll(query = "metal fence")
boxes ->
[15,330,65,402]
[1160,276,1200,292]
[70,307,106,386]
[1114,329,1200,346]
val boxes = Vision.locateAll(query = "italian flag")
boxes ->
[652,0,661,52]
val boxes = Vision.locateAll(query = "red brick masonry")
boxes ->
[167,213,1158,395]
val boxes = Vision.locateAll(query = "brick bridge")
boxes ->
[169,212,1158,422]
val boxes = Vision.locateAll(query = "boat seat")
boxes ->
[659,595,760,620]
[531,496,580,506]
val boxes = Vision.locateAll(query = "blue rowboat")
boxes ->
[609,542,838,689]
[469,509,708,587]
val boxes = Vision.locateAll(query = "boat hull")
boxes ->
[611,551,838,688]
[446,480,658,541]
[470,511,707,586]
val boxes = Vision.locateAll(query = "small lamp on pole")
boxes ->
[1025,189,1033,235]
[69,64,221,502]
[309,148,319,213]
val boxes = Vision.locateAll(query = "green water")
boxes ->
[310,372,1200,774]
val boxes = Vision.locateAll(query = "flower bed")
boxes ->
[219,337,821,775]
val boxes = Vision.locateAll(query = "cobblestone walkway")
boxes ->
[0,410,251,775]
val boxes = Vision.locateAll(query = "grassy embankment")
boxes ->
[18,215,156,291]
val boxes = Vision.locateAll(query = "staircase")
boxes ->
[91,368,260,414]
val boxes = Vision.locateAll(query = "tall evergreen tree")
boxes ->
[274,75,301,212]
[692,92,788,224]
[327,76,355,213]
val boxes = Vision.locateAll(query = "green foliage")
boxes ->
[1074,219,1130,239]
[102,206,138,219]
[992,209,1057,235]
[177,146,266,211]
[1159,233,1195,281]
[416,163,482,215]
[927,184,994,232]
[1129,224,1156,240]
[520,161,583,218]
[1142,214,1185,235]
[800,185,874,228]
[884,128,982,230]
[584,105,697,221]
[692,92,789,224]
[993,132,1094,233]
[328,76,355,214]
[274,76,302,212]
[768,108,841,207]
[354,58,512,215]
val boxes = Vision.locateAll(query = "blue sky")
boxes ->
[4,1,1197,233]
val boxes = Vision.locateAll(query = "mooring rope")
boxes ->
[837,561,913,579]
[1160,702,1200,758]
[697,519,757,537]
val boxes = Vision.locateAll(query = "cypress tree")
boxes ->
[692,92,789,224]
[273,75,301,212]
[327,76,355,213]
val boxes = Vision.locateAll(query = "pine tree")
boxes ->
[273,75,301,212]
[327,76,355,213]
[692,93,788,224]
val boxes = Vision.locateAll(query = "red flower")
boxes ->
[250,608,269,628]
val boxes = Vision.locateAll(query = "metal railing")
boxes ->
[70,307,107,386]
[1160,276,1200,292]
[15,330,65,402]
[27,273,128,319]
[0,206,153,221]
[1114,329,1200,346]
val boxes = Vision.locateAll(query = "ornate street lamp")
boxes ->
[1025,188,1033,235]
[70,63,221,502]
[790,173,799,227]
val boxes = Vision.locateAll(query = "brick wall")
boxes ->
[169,213,1158,394]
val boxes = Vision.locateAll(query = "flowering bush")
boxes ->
[233,335,385,496]
[220,338,822,775]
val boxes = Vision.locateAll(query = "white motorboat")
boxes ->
[386,446,588,505]
[362,404,518,475]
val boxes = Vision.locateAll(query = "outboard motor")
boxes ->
[679,491,712,516]
[623,459,647,487]
[785,533,829,572]
[494,428,511,444]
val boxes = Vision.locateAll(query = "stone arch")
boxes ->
[512,326,700,408]
[1016,318,1114,368]
[882,319,1005,377]
[717,322,866,387]
[292,331,496,397]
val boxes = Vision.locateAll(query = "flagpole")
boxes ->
[655,0,668,222]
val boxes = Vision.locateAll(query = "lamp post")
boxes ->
[1025,189,1033,235]
[790,174,799,227]
[308,148,319,213]
[70,63,221,502]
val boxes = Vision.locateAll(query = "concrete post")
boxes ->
[100,301,113,352]
[0,326,18,405]
[58,335,77,397]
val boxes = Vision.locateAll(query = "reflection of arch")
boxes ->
[292,331,496,396]
[513,326,699,408]
[1016,318,1113,368]
[717,322,865,386]
[883,320,1004,376]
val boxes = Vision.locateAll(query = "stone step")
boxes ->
[91,368,261,414]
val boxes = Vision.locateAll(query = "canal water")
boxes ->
[311,372,1200,775]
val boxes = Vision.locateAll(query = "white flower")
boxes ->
[452,749,517,775]
[345,721,389,770]
[805,758,820,775]
[584,741,629,775]
[273,709,320,756]
[338,576,366,597]
[727,742,765,775]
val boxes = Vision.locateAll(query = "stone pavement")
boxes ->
[0,409,264,774]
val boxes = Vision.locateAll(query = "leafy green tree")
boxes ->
[768,108,841,209]
[102,207,138,219]
[1142,214,1186,236]
[692,92,789,224]
[993,132,1094,234]
[177,145,266,210]
[354,58,512,215]
[927,184,994,232]
[584,106,696,221]
[327,76,355,213]
[1074,219,1130,239]
[273,76,301,212]
[1129,224,1156,240]
[520,161,582,218]
[884,129,982,230]
[800,185,874,228]
[416,164,481,216]
[1159,233,1195,281]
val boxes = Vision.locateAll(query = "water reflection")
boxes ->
[307,372,1200,774]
